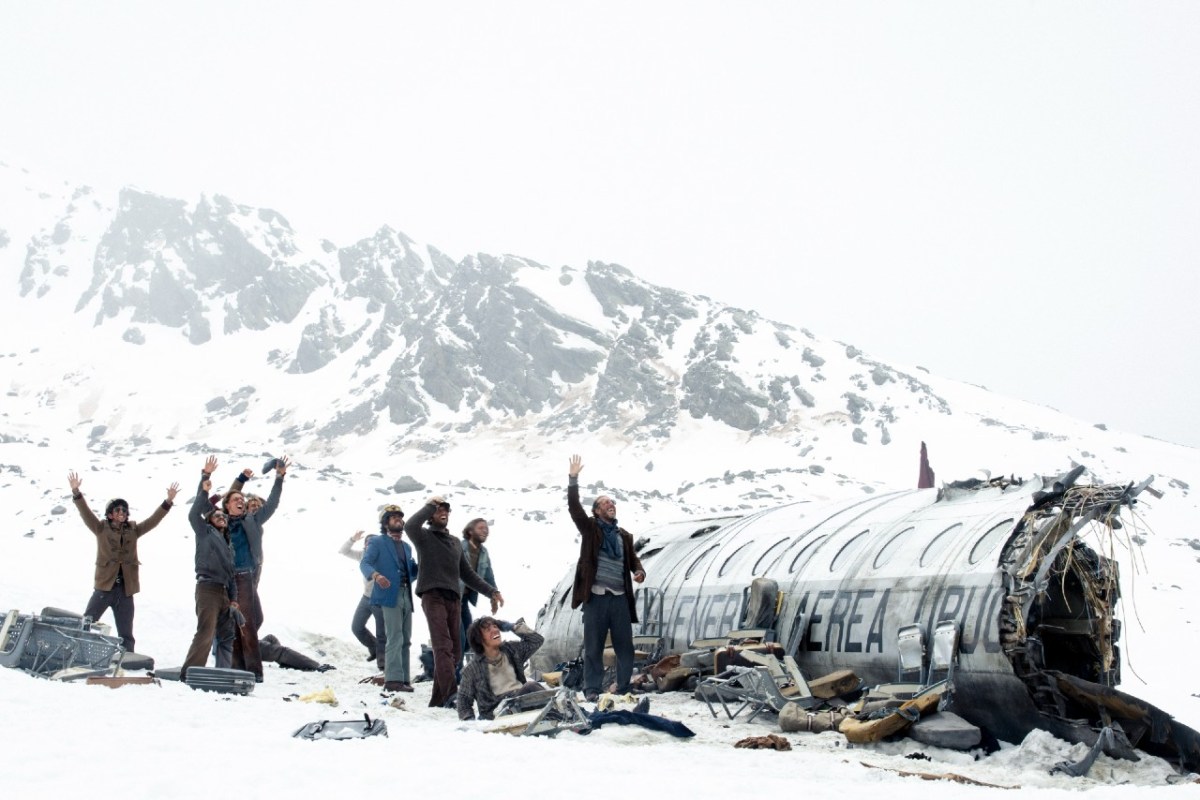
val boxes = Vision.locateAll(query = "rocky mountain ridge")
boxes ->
[1,161,1194,511]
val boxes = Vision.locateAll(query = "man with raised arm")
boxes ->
[181,456,239,680]
[405,495,503,708]
[566,454,645,702]
[68,470,179,654]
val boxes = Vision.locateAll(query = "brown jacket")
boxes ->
[567,480,642,622]
[73,494,172,596]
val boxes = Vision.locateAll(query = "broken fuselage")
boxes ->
[535,469,1200,769]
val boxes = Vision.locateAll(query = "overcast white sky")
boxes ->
[3,2,1198,447]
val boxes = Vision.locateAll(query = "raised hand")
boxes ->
[352,529,365,542]
[166,482,180,503]
[275,456,290,477]
[68,471,82,492]
[204,455,218,475]
[241,468,254,480]
[569,454,583,478]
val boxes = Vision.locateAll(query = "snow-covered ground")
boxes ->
[4,445,1200,797]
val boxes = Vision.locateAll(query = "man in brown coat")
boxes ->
[68,470,179,654]
[567,454,645,702]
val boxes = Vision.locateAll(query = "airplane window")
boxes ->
[752,538,790,575]
[718,542,753,577]
[690,525,722,539]
[969,519,1014,565]
[789,534,828,574]
[919,523,964,567]
[830,530,871,572]
[640,547,663,561]
[685,543,722,579]
[559,585,571,606]
[873,527,914,569]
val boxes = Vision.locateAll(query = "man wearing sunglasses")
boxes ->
[181,456,240,680]
[68,470,179,655]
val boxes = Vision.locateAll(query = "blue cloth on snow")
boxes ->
[584,709,695,738]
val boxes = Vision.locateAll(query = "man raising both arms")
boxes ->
[68,470,179,655]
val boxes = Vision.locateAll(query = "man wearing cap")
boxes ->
[68,470,179,654]
[405,496,504,708]
[360,505,419,692]
[566,454,645,702]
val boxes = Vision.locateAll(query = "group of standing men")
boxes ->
[351,497,503,706]
[68,452,649,710]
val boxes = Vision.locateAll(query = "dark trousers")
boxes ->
[457,599,474,675]
[83,584,136,653]
[582,592,634,694]
[230,571,263,678]
[251,564,264,631]
[421,589,462,708]
[183,582,231,680]
[351,595,386,669]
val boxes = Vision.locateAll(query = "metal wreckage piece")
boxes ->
[0,609,124,679]
[535,465,1200,774]
[994,468,1198,772]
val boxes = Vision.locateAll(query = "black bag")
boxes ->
[558,658,584,690]
[293,714,388,740]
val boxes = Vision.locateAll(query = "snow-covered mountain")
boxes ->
[4,159,1195,501]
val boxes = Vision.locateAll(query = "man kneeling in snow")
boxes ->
[457,617,544,720]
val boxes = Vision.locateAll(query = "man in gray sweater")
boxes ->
[405,495,503,708]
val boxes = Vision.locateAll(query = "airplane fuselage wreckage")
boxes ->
[534,466,1200,772]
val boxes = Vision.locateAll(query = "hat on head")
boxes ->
[379,504,404,525]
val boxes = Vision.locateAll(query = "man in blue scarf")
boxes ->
[566,454,646,702]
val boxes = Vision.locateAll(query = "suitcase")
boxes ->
[183,666,256,695]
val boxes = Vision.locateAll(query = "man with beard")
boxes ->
[405,496,503,708]
[360,505,419,692]
[457,517,499,675]
[216,455,289,681]
[566,454,645,702]
[182,456,239,680]
[68,471,179,654]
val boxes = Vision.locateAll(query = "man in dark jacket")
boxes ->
[361,505,419,692]
[567,454,645,702]
[405,496,503,708]
[457,617,544,720]
[182,456,239,681]
[67,471,179,654]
